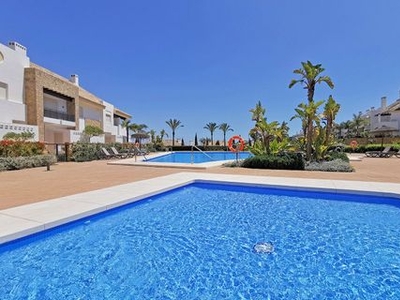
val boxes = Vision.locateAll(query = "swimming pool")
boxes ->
[1,179,400,299]
[146,151,251,163]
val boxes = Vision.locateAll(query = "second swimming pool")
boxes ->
[1,182,400,299]
[145,151,251,163]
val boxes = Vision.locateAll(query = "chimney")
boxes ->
[70,74,79,86]
[381,96,387,109]
[8,41,27,55]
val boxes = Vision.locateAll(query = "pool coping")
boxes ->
[107,151,249,169]
[1,172,400,245]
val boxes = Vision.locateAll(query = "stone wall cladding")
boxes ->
[24,65,79,141]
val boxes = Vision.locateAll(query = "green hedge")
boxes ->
[241,152,305,170]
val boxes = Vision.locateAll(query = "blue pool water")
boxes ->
[146,151,251,163]
[1,183,400,299]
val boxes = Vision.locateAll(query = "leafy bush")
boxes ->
[3,131,35,141]
[305,159,354,172]
[71,142,103,162]
[325,151,349,162]
[0,140,45,157]
[0,154,56,171]
[242,152,305,170]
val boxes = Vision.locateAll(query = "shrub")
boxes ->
[0,140,45,157]
[305,159,354,172]
[222,160,244,168]
[325,151,349,162]
[0,154,56,171]
[71,142,103,162]
[241,152,305,170]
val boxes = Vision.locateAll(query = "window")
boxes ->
[105,113,112,124]
[0,82,7,100]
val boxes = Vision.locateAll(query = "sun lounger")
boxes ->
[100,147,118,159]
[365,146,394,158]
[132,146,148,156]
[110,147,131,158]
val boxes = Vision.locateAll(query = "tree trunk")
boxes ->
[306,119,313,161]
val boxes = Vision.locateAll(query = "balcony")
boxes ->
[44,109,75,122]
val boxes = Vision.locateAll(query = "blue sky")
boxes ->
[3,1,400,143]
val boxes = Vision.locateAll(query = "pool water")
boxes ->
[146,151,251,163]
[1,183,400,299]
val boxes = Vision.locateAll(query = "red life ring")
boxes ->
[350,140,358,148]
[227,135,245,152]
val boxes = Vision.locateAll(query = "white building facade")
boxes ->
[0,41,130,144]
[0,42,38,139]
[365,96,400,136]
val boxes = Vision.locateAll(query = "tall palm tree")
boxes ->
[322,95,340,146]
[219,123,233,147]
[165,119,183,147]
[121,119,131,143]
[289,61,334,160]
[204,122,218,145]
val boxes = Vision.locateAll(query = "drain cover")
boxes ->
[253,242,274,254]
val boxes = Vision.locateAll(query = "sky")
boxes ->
[3,1,400,143]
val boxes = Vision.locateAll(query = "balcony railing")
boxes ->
[44,109,75,122]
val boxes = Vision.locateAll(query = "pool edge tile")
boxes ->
[2,172,400,245]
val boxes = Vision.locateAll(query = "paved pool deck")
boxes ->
[1,153,400,244]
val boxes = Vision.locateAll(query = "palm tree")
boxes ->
[249,101,267,143]
[130,123,148,144]
[335,122,346,139]
[279,121,290,142]
[352,112,366,137]
[289,61,334,160]
[291,101,324,153]
[259,119,280,155]
[219,123,233,147]
[159,129,168,141]
[250,100,265,123]
[322,95,340,146]
[343,120,353,138]
[149,129,156,144]
[121,119,131,143]
[165,119,183,147]
[204,122,218,145]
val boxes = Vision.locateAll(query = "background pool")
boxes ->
[146,151,251,163]
[1,183,400,299]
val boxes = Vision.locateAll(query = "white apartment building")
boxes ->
[365,96,400,136]
[0,41,131,144]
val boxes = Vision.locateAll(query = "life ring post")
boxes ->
[350,140,358,152]
[227,135,245,153]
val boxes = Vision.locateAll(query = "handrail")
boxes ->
[191,145,214,163]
